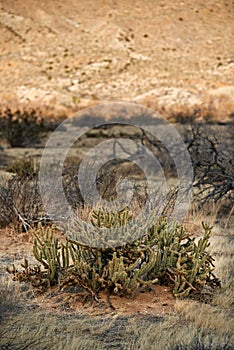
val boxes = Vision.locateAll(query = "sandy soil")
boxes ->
[0,0,234,121]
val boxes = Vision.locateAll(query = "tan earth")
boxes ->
[0,0,234,121]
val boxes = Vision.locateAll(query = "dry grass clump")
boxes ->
[175,300,233,336]
[0,310,106,350]
[127,316,233,350]
[1,304,233,350]
[0,276,22,323]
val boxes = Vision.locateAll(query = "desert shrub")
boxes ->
[0,108,46,147]
[0,158,44,229]
[182,117,234,205]
[7,209,220,299]
[0,173,43,230]
[62,156,84,209]
[6,157,39,177]
[0,157,86,229]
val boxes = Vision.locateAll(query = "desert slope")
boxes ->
[0,0,234,120]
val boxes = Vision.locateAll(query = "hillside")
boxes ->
[0,0,234,121]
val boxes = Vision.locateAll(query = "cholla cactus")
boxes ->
[33,223,70,281]
[7,209,220,298]
[91,207,132,228]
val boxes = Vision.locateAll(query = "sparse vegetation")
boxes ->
[0,159,43,230]
[0,109,46,147]
[0,0,233,347]
[182,116,234,207]
[0,157,83,229]
[0,109,233,350]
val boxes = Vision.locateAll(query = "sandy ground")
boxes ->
[0,0,233,121]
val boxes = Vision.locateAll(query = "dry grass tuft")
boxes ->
[0,275,21,320]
